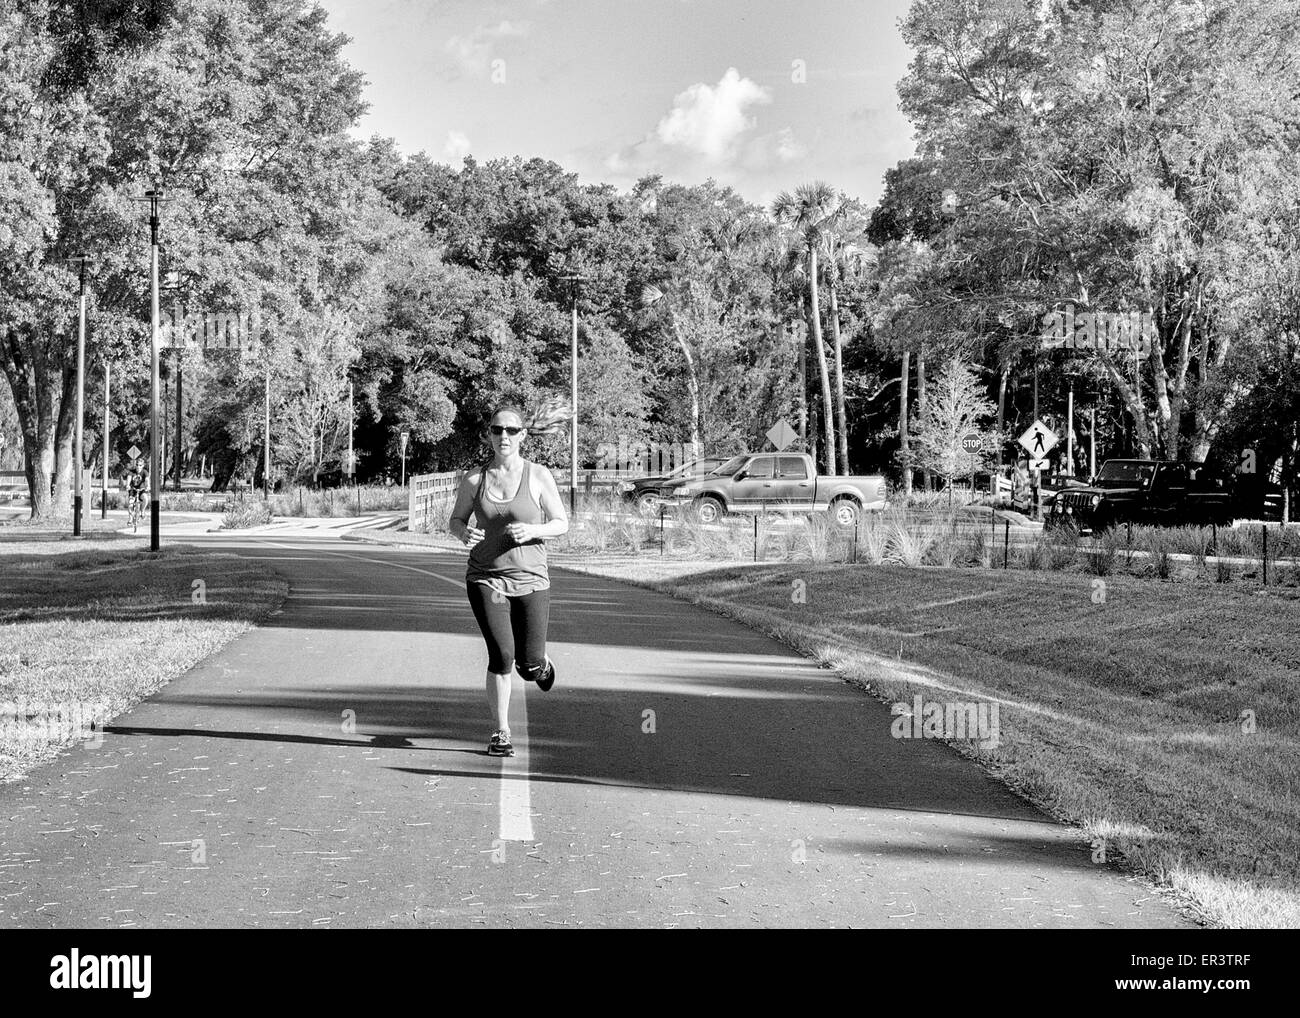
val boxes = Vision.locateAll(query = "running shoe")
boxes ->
[536,656,556,692]
[487,731,514,757]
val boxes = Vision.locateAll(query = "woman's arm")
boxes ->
[447,471,485,548]
[506,466,569,542]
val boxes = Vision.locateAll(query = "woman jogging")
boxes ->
[448,404,569,757]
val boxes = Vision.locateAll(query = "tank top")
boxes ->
[466,459,550,596]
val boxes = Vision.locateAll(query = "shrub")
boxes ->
[857,513,889,565]
[964,526,989,567]
[1046,528,1079,570]
[583,505,613,553]
[758,510,795,562]
[220,500,273,530]
[886,517,933,567]
[925,525,960,567]
[1018,537,1046,571]
[617,513,646,554]
[1184,526,1212,573]
[1087,530,1118,576]
[799,512,835,563]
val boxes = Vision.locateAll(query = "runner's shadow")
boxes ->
[130,681,1043,820]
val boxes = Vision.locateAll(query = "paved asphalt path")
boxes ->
[0,535,1192,928]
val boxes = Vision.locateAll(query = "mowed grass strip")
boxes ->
[559,556,1300,929]
[0,545,286,781]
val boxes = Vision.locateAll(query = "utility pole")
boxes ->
[101,362,109,519]
[347,380,354,485]
[174,349,183,491]
[570,288,578,514]
[264,362,271,500]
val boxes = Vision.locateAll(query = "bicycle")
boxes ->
[127,488,145,532]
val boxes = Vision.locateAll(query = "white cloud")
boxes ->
[444,20,529,77]
[740,127,807,168]
[600,71,804,194]
[653,67,770,163]
[444,130,472,160]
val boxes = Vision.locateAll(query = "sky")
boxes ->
[314,0,918,208]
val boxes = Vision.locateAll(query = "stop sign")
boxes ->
[960,433,980,454]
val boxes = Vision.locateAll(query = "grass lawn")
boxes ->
[0,541,286,781]
[558,553,1300,930]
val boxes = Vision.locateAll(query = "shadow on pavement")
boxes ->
[105,680,1042,822]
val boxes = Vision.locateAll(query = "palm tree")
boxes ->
[821,200,871,475]
[772,182,839,475]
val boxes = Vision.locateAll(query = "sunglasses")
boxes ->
[489,425,525,436]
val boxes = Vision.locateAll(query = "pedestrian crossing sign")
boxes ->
[1018,420,1058,458]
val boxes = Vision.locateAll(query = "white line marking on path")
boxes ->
[249,538,535,843]
[499,690,534,842]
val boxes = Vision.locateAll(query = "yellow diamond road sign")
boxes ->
[1018,419,1058,458]
[766,419,797,451]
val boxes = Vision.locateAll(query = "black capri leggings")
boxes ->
[466,581,551,678]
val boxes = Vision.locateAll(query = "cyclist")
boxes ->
[126,460,148,525]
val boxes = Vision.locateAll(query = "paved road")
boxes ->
[0,536,1192,928]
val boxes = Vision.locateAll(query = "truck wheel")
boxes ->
[634,491,660,514]
[830,498,860,528]
[694,496,724,524]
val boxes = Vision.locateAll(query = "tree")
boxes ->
[0,0,371,516]
[821,198,872,474]
[911,356,996,506]
[895,0,1300,466]
[773,182,839,475]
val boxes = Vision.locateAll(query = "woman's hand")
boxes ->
[460,525,486,549]
[505,522,536,544]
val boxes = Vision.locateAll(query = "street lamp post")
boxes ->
[68,255,92,536]
[120,195,164,530]
[143,190,163,551]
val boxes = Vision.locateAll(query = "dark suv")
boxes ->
[617,457,729,512]
[1047,459,1234,532]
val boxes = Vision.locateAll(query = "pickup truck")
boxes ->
[1046,459,1234,533]
[661,451,887,526]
